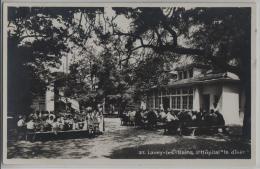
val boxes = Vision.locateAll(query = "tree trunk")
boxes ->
[241,73,251,140]
[240,43,251,140]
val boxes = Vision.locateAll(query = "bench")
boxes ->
[156,122,167,130]
[25,128,101,142]
[164,121,227,136]
[181,125,227,136]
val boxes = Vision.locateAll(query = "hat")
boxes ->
[49,114,55,119]
[86,107,92,111]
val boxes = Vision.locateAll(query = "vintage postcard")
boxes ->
[1,1,257,166]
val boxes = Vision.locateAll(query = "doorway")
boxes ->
[202,94,210,112]
[162,97,170,110]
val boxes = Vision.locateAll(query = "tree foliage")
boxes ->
[8,7,252,138]
[109,7,251,138]
[7,7,101,113]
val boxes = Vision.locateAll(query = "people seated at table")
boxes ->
[203,109,225,126]
[164,110,181,134]
[17,115,27,139]
[82,116,88,130]
[87,110,94,130]
[120,110,129,125]
[135,109,143,126]
[159,109,167,122]
[129,110,136,125]
[146,110,157,129]
[26,118,36,132]
[58,117,65,130]
[132,108,226,126]
[17,115,26,129]
[49,118,57,132]
[16,106,105,134]
[193,111,203,121]
[17,106,226,136]
[72,118,79,130]
[153,109,159,118]
[177,111,192,122]
[46,115,54,124]
[141,109,148,119]
[166,110,178,122]
[97,110,104,132]
[214,110,225,125]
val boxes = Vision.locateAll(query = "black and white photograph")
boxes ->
[2,2,256,163]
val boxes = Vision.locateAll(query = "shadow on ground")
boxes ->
[107,124,251,159]
[7,118,251,159]
[106,136,250,159]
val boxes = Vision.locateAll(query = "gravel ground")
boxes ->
[7,118,251,159]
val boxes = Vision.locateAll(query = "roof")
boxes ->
[165,72,240,87]
[175,63,211,71]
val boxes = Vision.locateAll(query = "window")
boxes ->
[155,96,159,108]
[182,96,188,109]
[147,97,154,109]
[183,71,187,79]
[161,88,166,95]
[176,96,181,109]
[171,88,176,95]
[188,95,193,109]
[189,68,193,78]
[169,87,193,110]
[176,88,181,94]
[171,97,176,108]
[166,88,170,95]
[182,88,188,94]
[155,96,162,108]
[188,88,193,94]
[214,95,220,104]
[178,71,183,80]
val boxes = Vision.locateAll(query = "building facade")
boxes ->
[146,64,243,125]
[31,82,80,113]
[31,85,55,112]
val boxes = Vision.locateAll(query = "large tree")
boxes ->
[8,7,252,139]
[7,7,101,114]
[109,7,251,138]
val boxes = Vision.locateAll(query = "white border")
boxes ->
[1,1,257,167]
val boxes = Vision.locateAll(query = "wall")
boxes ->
[195,83,241,125]
[193,87,200,111]
[31,95,46,112]
[221,84,241,125]
[201,84,223,110]
[45,85,55,112]
[239,88,246,121]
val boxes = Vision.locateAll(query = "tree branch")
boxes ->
[19,34,48,41]
[154,28,163,46]
[209,56,240,75]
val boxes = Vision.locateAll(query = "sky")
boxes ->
[8,7,193,74]
[55,7,133,73]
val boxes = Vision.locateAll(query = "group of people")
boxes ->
[121,108,225,128]
[16,107,104,138]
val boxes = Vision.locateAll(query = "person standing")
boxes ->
[17,115,26,140]
[97,110,104,133]
[98,105,105,132]
[159,109,167,122]
[129,110,136,126]
[25,118,36,141]
[26,119,35,132]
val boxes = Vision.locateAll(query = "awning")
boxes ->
[60,97,80,112]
